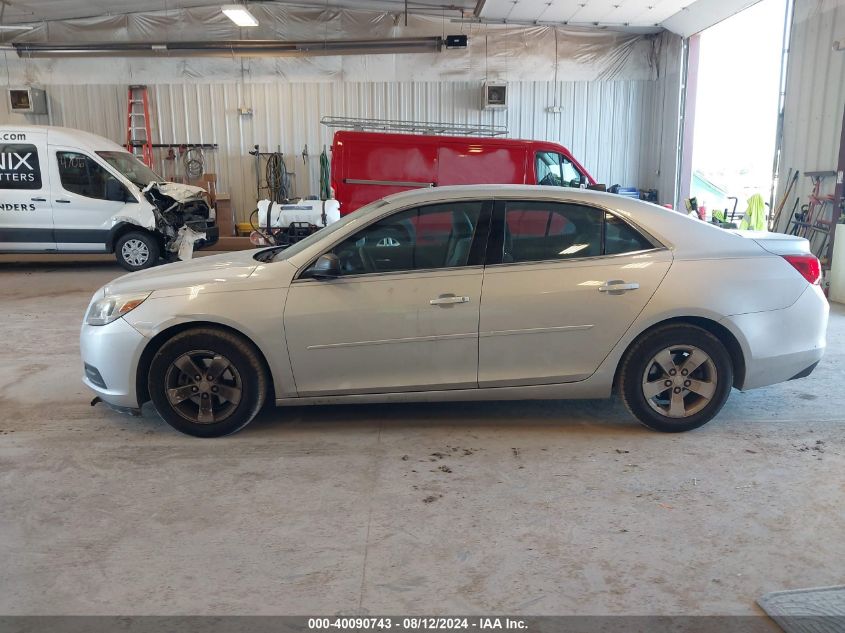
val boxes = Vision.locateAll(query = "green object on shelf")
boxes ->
[319,147,331,201]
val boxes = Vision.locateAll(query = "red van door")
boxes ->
[334,133,437,214]
[437,143,527,186]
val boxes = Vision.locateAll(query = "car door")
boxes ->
[478,199,672,387]
[0,130,55,251]
[50,148,134,251]
[284,199,491,396]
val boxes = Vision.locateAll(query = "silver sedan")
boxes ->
[81,185,828,437]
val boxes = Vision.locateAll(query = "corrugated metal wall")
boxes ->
[776,0,845,230]
[0,80,672,220]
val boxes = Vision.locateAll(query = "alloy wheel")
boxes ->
[641,345,718,419]
[164,350,243,424]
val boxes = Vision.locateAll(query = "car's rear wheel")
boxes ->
[619,324,733,432]
[148,328,267,437]
[115,231,160,271]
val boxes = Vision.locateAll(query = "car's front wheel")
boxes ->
[619,324,733,432]
[115,231,160,271]
[148,328,268,437]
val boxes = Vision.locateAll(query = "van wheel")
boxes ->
[115,231,160,271]
[148,328,267,438]
[618,324,733,432]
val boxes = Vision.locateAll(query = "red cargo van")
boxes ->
[330,131,596,214]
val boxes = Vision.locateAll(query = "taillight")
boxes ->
[782,254,821,285]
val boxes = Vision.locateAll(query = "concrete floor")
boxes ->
[0,254,843,616]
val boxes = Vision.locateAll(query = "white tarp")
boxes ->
[2,5,668,84]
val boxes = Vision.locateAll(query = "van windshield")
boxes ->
[97,151,162,188]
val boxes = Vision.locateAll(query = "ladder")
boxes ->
[126,85,154,168]
[320,116,509,137]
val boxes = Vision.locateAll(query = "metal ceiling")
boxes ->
[0,0,766,35]
[0,0,476,25]
[474,0,767,34]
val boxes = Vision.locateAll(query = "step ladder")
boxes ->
[126,85,154,168]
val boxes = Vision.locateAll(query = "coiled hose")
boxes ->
[182,147,204,181]
[265,153,291,203]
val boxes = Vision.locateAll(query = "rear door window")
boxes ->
[494,200,656,264]
[604,212,654,255]
[504,201,602,262]
[0,143,41,190]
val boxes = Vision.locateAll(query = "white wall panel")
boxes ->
[775,0,845,231]
[1,79,675,220]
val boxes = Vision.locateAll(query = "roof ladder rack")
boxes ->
[320,116,508,137]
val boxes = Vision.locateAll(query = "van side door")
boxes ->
[0,130,55,252]
[437,144,528,186]
[49,148,135,252]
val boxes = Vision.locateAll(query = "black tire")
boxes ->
[148,328,268,437]
[115,231,160,271]
[618,324,733,433]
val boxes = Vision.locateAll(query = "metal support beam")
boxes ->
[8,37,446,58]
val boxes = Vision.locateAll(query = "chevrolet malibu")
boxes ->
[81,185,828,437]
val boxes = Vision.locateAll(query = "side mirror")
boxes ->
[302,253,341,280]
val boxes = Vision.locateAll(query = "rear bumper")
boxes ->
[724,284,829,390]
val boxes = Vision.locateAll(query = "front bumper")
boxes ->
[80,317,148,409]
[196,224,219,248]
[724,284,829,390]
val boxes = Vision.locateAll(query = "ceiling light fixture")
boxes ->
[0,25,34,31]
[222,5,258,27]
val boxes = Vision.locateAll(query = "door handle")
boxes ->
[430,295,470,306]
[598,280,640,294]
[55,199,71,204]
[31,197,46,202]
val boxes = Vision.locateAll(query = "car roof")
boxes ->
[0,124,125,153]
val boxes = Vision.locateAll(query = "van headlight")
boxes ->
[86,292,151,326]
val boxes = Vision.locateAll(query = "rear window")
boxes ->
[0,143,41,190]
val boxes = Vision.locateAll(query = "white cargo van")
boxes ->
[0,125,218,270]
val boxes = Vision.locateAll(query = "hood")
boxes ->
[144,181,206,202]
[104,250,264,296]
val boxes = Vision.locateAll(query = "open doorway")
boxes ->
[687,0,788,225]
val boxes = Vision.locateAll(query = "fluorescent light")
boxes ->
[0,25,34,31]
[222,5,258,27]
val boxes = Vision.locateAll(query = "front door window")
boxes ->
[536,151,585,188]
[327,201,485,275]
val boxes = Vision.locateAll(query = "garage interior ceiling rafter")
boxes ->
[0,0,773,36]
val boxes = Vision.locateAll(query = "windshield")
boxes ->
[97,151,162,188]
[267,199,390,262]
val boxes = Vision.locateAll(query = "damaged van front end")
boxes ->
[112,181,219,268]
[140,182,219,260]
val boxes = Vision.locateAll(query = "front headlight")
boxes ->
[86,292,151,326]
